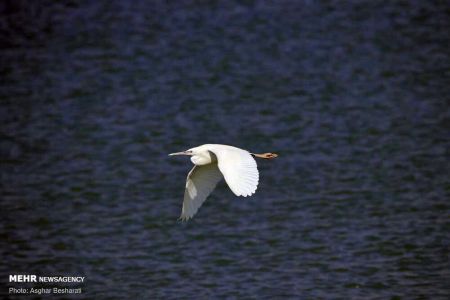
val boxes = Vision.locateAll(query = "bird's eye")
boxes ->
[186,150,193,154]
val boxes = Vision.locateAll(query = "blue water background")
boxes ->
[1,1,449,299]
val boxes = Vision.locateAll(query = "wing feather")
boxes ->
[180,164,223,221]
[209,146,259,197]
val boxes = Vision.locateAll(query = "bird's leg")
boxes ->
[251,153,278,159]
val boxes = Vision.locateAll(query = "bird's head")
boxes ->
[169,145,214,166]
[169,145,211,157]
[168,146,199,157]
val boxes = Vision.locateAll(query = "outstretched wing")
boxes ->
[209,146,259,197]
[180,164,223,221]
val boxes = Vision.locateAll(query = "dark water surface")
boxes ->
[1,1,449,299]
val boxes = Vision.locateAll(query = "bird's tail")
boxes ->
[251,153,278,159]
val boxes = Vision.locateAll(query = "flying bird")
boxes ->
[169,144,277,221]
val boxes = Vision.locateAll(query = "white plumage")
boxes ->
[169,144,273,221]
[182,163,223,220]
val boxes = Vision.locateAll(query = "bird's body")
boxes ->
[169,144,277,221]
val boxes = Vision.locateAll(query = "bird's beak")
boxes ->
[169,151,189,156]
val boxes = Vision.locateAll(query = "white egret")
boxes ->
[169,144,278,221]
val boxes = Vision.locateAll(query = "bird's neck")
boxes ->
[191,152,217,165]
